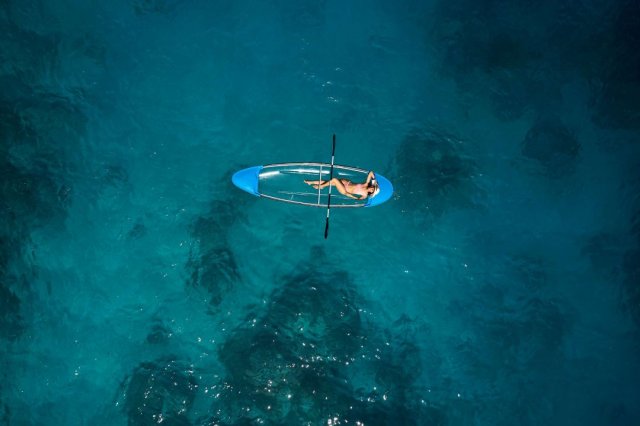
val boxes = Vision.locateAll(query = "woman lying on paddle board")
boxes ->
[304,171,380,200]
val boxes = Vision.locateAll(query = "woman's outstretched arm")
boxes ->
[365,171,375,185]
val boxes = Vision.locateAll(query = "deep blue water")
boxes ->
[2,1,640,425]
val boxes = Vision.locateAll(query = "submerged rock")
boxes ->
[0,280,24,341]
[127,221,147,240]
[119,358,197,426]
[591,1,640,130]
[186,200,243,306]
[187,246,238,306]
[207,249,430,424]
[582,233,626,279]
[146,319,171,345]
[391,128,480,225]
[214,266,364,422]
[0,160,69,229]
[522,116,580,177]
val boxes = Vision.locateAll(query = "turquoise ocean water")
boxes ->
[1,1,639,424]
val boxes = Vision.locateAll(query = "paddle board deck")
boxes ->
[232,163,393,207]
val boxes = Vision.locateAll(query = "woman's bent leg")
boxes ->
[305,178,349,196]
[326,178,348,196]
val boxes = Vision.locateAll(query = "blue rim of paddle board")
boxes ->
[232,166,262,196]
[365,173,393,207]
[232,164,393,207]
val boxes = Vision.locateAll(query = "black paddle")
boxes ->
[324,134,336,239]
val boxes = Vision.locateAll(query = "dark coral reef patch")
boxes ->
[186,198,244,307]
[118,358,198,426]
[522,116,580,178]
[203,249,434,424]
[390,128,481,225]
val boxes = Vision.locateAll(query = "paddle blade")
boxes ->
[324,218,329,239]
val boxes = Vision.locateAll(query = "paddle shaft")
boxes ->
[324,134,336,239]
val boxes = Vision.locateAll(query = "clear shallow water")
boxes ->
[1,1,639,425]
